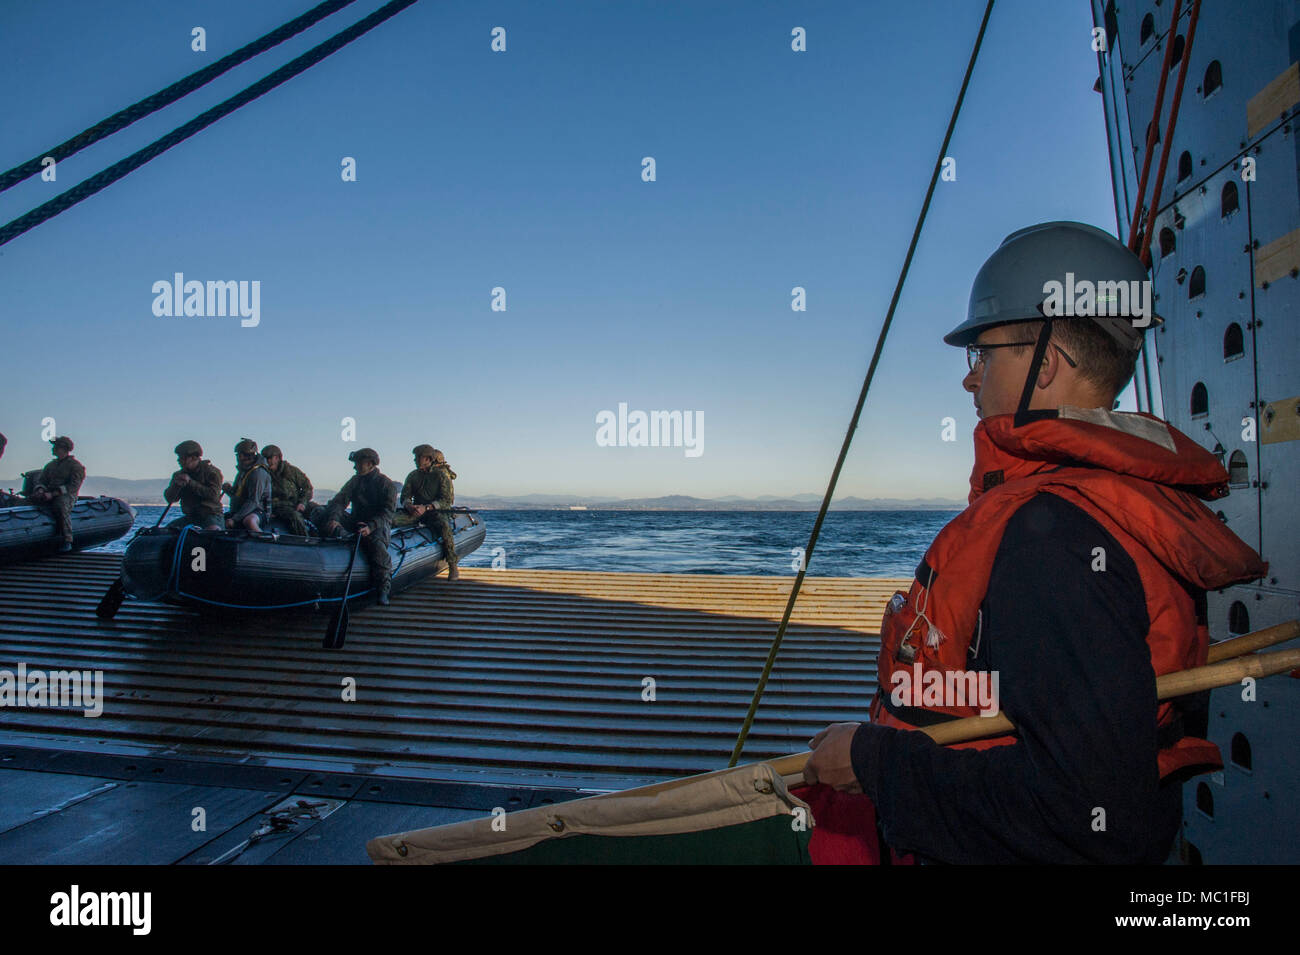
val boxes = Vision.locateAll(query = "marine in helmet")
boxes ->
[163,440,225,530]
[802,222,1266,864]
[322,448,397,605]
[221,438,271,532]
[261,444,314,536]
[400,444,459,580]
[0,433,13,507]
[21,436,86,552]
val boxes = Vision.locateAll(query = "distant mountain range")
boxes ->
[0,476,962,510]
[460,493,962,510]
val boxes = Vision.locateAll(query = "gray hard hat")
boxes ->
[944,221,1161,353]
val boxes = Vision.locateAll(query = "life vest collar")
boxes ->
[972,408,1232,505]
[970,410,1264,592]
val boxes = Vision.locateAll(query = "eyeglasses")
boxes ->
[966,341,1077,372]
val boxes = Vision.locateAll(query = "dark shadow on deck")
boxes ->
[0,554,892,790]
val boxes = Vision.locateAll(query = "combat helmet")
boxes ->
[412,444,436,460]
[50,436,74,452]
[261,444,283,459]
[175,440,203,458]
[234,438,259,456]
[349,448,380,465]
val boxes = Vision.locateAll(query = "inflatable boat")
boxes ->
[0,496,135,565]
[118,508,486,611]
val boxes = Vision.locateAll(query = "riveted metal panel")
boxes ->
[1181,589,1300,864]
[1165,2,1300,208]
[1258,439,1300,589]
[1152,163,1262,553]
[1108,1,1300,866]
[1111,0,1165,156]
[1123,3,1300,220]
[1248,147,1300,400]
[1244,131,1300,591]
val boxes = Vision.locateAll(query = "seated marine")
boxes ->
[222,438,272,532]
[163,441,225,530]
[262,444,314,536]
[0,432,15,507]
[21,436,86,552]
[401,444,459,580]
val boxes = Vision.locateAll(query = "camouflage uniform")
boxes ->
[268,457,314,536]
[23,453,86,545]
[227,455,272,527]
[400,462,458,575]
[325,468,397,595]
[164,460,225,530]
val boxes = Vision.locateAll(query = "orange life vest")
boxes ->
[868,407,1267,781]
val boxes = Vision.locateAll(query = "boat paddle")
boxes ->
[95,502,172,619]
[323,531,364,650]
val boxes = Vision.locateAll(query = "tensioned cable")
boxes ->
[0,0,358,193]
[0,0,419,247]
[727,0,997,767]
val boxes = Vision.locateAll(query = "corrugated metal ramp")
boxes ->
[0,553,902,789]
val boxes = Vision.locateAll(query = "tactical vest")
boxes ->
[869,409,1267,782]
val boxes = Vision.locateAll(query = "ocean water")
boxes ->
[98,507,958,577]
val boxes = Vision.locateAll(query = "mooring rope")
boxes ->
[727,0,997,767]
[0,0,419,247]
[0,0,358,193]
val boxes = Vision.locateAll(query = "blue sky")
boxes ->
[0,0,1125,498]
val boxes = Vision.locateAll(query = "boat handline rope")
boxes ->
[0,0,421,248]
[726,0,997,768]
[0,0,359,192]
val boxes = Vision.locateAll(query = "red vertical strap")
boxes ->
[1138,0,1202,269]
[1126,0,1183,252]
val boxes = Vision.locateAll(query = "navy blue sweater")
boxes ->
[850,492,1182,864]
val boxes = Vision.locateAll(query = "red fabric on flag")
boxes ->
[791,784,915,866]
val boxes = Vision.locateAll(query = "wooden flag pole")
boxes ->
[768,619,1300,778]
[1206,619,1299,663]
[368,621,1300,857]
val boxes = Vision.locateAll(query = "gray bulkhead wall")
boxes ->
[1098,0,1300,863]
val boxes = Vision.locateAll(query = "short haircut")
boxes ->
[1010,318,1138,400]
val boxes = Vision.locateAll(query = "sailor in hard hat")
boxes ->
[401,444,460,580]
[322,448,398,605]
[802,222,1266,864]
[22,435,86,552]
[163,440,226,530]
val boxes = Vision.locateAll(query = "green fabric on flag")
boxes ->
[368,763,814,865]
[456,814,812,865]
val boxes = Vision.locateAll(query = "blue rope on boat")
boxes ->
[165,522,446,610]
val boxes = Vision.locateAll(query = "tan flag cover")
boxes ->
[367,762,812,865]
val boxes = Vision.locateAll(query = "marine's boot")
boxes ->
[376,580,392,606]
